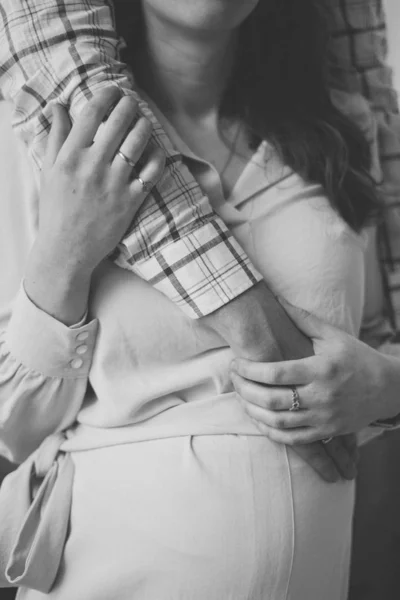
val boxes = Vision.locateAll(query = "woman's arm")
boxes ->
[0,289,98,464]
[0,89,166,464]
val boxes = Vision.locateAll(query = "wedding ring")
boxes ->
[322,437,333,445]
[289,387,300,412]
[116,150,136,169]
[136,176,152,194]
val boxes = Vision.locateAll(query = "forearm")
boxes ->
[204,281,313,363]
[0,0,262,320]
[0,287,98,464]
[24,240,92,326]
[0,0,312,360]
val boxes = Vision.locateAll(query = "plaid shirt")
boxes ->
[0,0,261,320]
[0,1,399,327]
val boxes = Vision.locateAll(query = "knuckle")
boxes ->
[320,359,340,381]
[58,154,78,174]
[85,102,105,123]
[270,365,284,385]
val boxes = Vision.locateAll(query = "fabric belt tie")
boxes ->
[0,433,74,593]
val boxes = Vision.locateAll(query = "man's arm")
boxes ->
[0,0,355,481]
[0,0,264,320]
[0,0,315,361]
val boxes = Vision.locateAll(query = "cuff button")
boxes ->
[76,345,88,355]
[70,358,84,369]
[76,331,89,342]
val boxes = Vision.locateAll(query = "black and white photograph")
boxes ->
[0,1,400,598]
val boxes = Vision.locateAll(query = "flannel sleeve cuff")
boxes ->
[5,286,98,379]
[116,220,263,319]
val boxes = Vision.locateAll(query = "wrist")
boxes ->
[24,242,92,326]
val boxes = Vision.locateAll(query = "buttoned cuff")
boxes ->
[116,222,263,319]
[5,287,98,379]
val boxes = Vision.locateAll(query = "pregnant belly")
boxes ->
[23,436,354,600]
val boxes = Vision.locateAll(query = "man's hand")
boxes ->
[203,282,359,482]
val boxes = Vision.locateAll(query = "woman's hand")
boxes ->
[37,86,165,275]
[230,299,400,445]
[25,86,165,324]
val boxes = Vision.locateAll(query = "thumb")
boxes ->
[277,296,335,341]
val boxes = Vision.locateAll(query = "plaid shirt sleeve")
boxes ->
[327,0,400,332]
[0,0,262,319]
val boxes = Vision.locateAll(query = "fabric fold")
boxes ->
[0,433,74,593]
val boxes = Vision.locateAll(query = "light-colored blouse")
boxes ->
[0,100,369,464]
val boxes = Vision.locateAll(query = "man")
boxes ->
[0,0,362,481]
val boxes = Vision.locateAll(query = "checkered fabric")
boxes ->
[0,1,399,326]
[328,0,400,333]
[0,0,261,319]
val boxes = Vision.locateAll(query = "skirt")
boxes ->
[17,435,355,600]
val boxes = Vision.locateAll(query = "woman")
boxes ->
[0,0,380,598]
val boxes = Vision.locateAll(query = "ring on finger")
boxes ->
[289,387,300,412]
[136,175,153,194]
[116,149,136,169]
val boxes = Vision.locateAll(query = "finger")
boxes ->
[248,420,326,446]
[323,437,358,480]
[340,433,359,460]
[95,95,140,163]
[242,397,315,430]
[231,372,313,411]
[112,116,153,180]
[334,435,359,470]
[63,86,122,151]
[44,104,71,168]
[129,145,166,199]
[231,356,317,386]
[291,444,341,483]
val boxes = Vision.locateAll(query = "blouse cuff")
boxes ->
[5,286,98,379]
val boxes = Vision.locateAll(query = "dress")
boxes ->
[0,102,367,599]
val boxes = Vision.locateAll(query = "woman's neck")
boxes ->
[134,9,237,120]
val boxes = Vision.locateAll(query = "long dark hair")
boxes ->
[113,0,380,231]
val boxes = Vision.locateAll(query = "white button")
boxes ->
[76,331,89,342]
[76,345,88,355]
[70,358,84,369]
